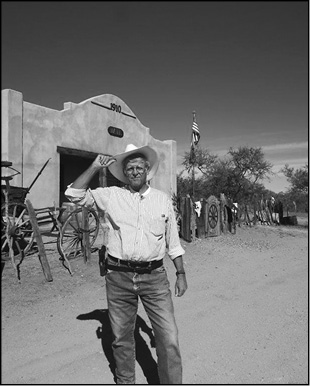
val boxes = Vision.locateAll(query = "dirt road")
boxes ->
[1,222,308,384]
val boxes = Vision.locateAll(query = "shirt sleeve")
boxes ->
[65,184,111,211]
[165,197,185,260]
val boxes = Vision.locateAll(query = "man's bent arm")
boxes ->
[71,164,99,189]
[71,154,115,189]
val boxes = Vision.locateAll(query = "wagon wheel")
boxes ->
[1,202,35,260]
[208,203,218,229]
[57,207,100,259]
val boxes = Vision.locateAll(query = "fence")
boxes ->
[177,194,295,242]
[235,199,297,227]
[178,194,237,242]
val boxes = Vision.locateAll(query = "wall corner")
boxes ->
[1,89,24,186]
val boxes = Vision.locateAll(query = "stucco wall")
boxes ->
[1,89,177,208]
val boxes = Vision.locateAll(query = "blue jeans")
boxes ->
[105,265,182,384]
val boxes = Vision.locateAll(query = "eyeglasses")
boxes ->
[125,166,146,175]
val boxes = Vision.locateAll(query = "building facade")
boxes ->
[1,89,177,208]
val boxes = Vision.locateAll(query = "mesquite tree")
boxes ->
[180,145,273,202]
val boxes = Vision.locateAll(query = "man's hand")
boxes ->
[175,274,187,297]
[71,154,116,189]
[93,154,116,170]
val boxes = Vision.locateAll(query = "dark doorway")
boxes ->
[59,153,97,206]
[58,146,125,206]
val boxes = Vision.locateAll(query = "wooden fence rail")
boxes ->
[25,199,53,282]
[178,194,292,242]
[178,195,236,242]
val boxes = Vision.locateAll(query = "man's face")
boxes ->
[124,157,149,191]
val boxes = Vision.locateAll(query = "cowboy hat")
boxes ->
[108,144,159,184]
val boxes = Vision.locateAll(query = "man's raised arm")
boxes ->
[71,154,116,189]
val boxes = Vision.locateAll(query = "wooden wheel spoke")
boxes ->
[1,234,9,250]
[64,237,79,251]
[15,208,27,224]
[67,222,81,233]
[57,207,99,259]
[1,202,34,257]
[62,234,81,255]
[208,204,218,229]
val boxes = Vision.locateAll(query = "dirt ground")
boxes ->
[1,217,308,385]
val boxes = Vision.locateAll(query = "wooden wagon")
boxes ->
[1,161,100,280]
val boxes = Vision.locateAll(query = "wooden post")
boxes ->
[25,199,53,282]
[179,198,184,240]
[82,207,91,263]
[245,204,251,227]
[181,197,192,242]
[238,204,243,227]
[196,199,205,238]
[265,205,271,225]
[190,199,196,242]
[267,206,275,226]
[191,111,196,199]
[232,208,237,234]
[257,201,263,224]
[253,200,256,225]
[220,194,227,234]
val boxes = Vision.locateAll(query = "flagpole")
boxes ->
[192,110,196,199]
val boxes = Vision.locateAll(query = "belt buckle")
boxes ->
[128,260,152,273]
[127,260,135,269]
[127,260,141,272]
[140,262,152,273]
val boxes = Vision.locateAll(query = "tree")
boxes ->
[182,145,218,176]
[176,173,207,200]
[228,146,273,186]
[225,146,273,201]
[178,145,274,203]
[203,159,239,199]
[280,164,308,212]
[281,164,308,193]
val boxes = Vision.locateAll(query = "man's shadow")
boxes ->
[77,309,160,384]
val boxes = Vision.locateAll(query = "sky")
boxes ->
[2,1,308,193]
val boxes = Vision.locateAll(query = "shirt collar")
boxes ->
[126,185,151,198]
[141,186,151,197]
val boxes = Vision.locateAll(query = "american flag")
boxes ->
[191,120,200,146]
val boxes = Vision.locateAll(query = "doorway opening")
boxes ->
[57,146,124,206]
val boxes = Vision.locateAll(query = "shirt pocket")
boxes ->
[149,217,166,239]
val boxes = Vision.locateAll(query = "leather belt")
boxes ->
[107,254,163,273]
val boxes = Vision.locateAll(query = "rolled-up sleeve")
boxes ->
[65,185,95,207]
[65,185,112,212]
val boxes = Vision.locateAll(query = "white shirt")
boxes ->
[65,185,185,262]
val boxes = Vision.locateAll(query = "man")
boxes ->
[65,144,187,384]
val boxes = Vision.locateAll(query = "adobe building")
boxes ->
[1,89,177,208]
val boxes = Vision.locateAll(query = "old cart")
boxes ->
[1,161,35,259]
[1,160,101,269]
[1,160,54,280]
